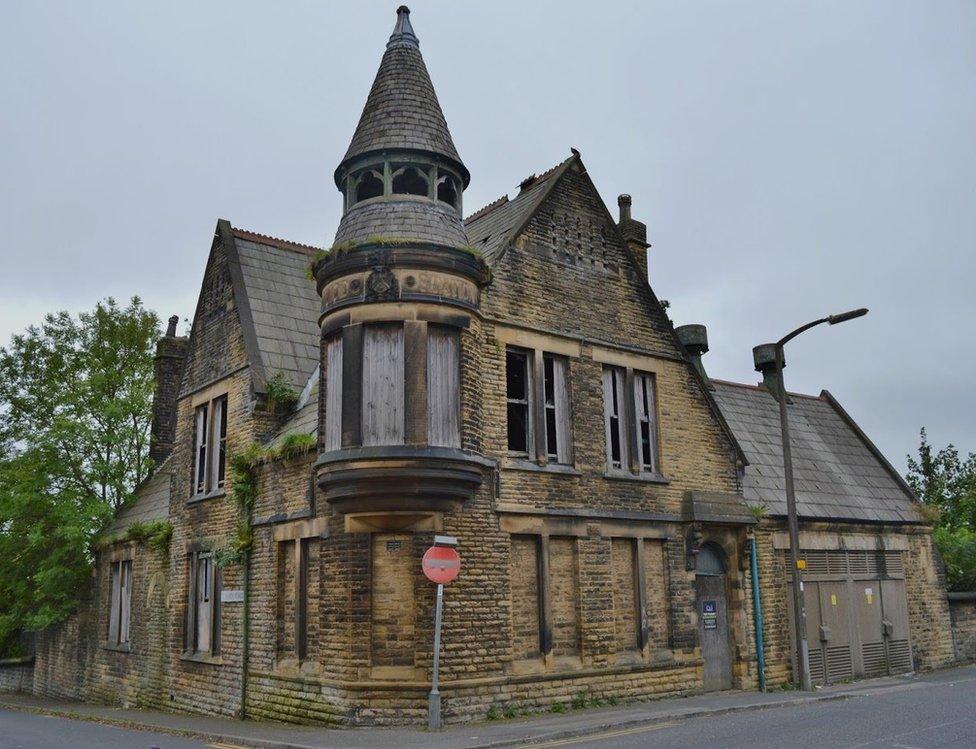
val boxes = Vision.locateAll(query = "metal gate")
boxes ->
[785,549,912,684]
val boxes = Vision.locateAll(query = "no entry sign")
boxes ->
[422,545,461,585]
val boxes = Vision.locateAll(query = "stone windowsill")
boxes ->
[603,470,670,485]
[103,642,131,654]
[180,651,223,666]
[187,488,226,505]
[502,457,582,476]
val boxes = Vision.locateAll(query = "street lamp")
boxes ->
[762,307,868,691]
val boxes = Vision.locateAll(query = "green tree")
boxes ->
[906,428,976,531]
[907,429,976,592]
[0,298,158,654]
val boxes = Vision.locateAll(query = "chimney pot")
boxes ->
[753,343,788,401]
[752,343,783,373]
[676,324,711,385]
[166,315,179,337]
[618,194,632,223]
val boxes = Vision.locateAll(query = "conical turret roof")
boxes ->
[337,6,466,184]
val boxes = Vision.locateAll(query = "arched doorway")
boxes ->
[695,542,732,691]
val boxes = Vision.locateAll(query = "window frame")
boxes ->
[505,347,534,456]
[542,353,572,465]
[191,394,228,499]
[602,366,628,470]
[633,371,659,474]
[186,550,220,657]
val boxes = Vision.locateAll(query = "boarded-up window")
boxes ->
[371,534,415,667]
[602,367,628,469]
[510,536,541,660]
[505,349,532,453]
[633,373,658,473]
[644,540,670,652]
[276,541,296,656]
[362,325,404,446]
[543,354,572,464]
[108,559,132,646]
[323,335,343,451]
[611,539,639,651]
[186,551,218,655]
[427,326,460,448]
[549,537,581,657]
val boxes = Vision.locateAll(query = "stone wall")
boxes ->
[949,593,976,663]
[0,660,34,693]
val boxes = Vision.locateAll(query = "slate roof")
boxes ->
[710,380,921,523]
[108,462,171,534]
[465,154,576,264]
[339,7,463,177]
[231,229,322,393]
[333,198,469,248]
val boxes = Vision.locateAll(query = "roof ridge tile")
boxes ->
[465,195,509,224]
[231,228,323,256]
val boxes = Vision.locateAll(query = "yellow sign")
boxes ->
[830,594,838,606]
[796,559,807,570]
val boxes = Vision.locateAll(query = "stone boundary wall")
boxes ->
[948,593,976,663]
[0,658,34,693]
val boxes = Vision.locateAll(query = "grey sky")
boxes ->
[1,1,973,472]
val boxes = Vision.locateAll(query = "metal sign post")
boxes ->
[423,535,459,731]
[429,582,444,730]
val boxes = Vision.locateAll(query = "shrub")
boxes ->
[934,526,976,592]
[265,372,298,413]
[276,432,316,460]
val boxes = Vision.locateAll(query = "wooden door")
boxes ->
[695,574,732,691]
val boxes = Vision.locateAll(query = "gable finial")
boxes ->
[388,5,419,48]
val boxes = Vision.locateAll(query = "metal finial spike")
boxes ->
[389,4,419,48]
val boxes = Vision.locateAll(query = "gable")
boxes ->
[180,222,323,399]
[482,159,679,357]
[180,226,251,396]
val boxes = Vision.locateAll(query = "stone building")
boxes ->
[26,7,953,725]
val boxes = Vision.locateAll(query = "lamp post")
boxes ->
[768,307,868,691]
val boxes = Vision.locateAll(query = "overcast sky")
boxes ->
[1,1,973,472]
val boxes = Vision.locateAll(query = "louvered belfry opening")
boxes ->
[314,6,490,527]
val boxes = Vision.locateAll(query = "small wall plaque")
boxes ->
[221,589,245,603]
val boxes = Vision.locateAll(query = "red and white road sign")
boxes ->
[422,545,461,585]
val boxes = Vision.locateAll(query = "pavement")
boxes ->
[0,665,973,749]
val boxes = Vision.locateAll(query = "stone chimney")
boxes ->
[675,324,712,387]
[617,194,649,278]
[149,315,189,468]
[752,343,788,402]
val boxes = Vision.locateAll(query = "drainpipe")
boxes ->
[240,552,251,720]
[750,536,767,692]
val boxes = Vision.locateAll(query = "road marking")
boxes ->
[530,721,678,747]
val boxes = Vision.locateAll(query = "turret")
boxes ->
[314,7,490,531]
